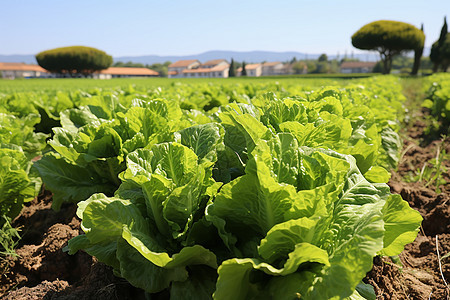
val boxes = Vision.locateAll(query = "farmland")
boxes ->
[0,76,449,299]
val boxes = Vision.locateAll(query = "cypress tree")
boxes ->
[241,61,247,76]
[439,17,448,71]
[439,17,448,44]
[228,58,236,77]
[411,23,424,75]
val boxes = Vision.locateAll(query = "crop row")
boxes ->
[1,76,421,299]
[422,73,450,135]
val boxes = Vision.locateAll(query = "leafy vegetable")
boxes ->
[422,73,450,135]
[0,147,37,225]
[34,98,190,210]
[70,128,421,299]
[0,75,414,298]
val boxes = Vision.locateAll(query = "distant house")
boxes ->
[340,61,376,73]
[237,64,262,77]
[169,59,230,78]
[94,67,159,79]
[207,63,230,78]
[168,60,201,78]
[0,62,50,79]
[0,63,159,79]
[262,62,285,76]
[201,59,229,69]
[182,64,230,78]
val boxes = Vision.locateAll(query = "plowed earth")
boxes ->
[364,119,450,300]
[0,120,449,300]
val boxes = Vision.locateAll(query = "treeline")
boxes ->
[289,54,341,74]
[287,55,434,75]
[113,55,434,77]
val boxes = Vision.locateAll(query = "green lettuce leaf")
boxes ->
[379,194,422,256]
[34,153,116,210]
[0,148,36,221]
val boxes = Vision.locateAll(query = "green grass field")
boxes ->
[0,77,351,93]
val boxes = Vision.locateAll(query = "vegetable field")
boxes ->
[0,76,449,299]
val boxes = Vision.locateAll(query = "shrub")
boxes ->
[36,46,112,77]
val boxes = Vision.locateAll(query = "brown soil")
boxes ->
[0,190,145,300]
[364,119,450,300]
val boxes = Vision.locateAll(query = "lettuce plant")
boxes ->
[34,76,407,209]
[0,147,37,225]
[422,74,450,134]
[0,113,45,225]
[34,98,193,210]
[69,124,421,299]
[20,76,418,298]
[0,113,48,159]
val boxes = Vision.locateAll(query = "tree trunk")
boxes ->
[380,51,392,74]
[411,48,423,75]
[384,57,392,74]
[432,63,440,73]
[381,56,389,74]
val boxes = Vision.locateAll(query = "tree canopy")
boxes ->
[352,20,425,74]
[36,46,113,76]
[318,54,328,62]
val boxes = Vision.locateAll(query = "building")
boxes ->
[201,59,229,69]
[0,63,159,79]
[168,60,201,78]
[236,63,262,77]
[168,59,230,78]
[0,62,50,79]
[181,64,229,78]
[340,61,376,73]
[208,64,229,78]
[262,62,285,76]
[94,67,159,79]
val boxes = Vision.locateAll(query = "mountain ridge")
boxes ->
[0,50,382,65]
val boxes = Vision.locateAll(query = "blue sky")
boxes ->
[1,0,448,57]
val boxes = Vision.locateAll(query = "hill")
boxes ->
[1,50,382,65]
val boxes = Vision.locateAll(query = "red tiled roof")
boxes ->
[0,62,48,72]
[168,60,200,68]
[181,65,229,74]
[262,61,282,67]
[182,67,212,74]
[237,64,261,72]
[99,67,158,76]
[340,61,376,69]
[210,64,229,71]
[242,64,261,71]
[202,59,227,67]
